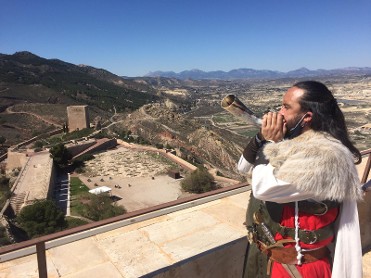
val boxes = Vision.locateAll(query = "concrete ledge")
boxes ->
[146,237,248,278]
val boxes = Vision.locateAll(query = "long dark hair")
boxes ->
[294,80,362,164]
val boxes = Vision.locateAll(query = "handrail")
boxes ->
[0,148,370,278]
[0,182,250,278]
[0,183,249,256]
[360,149,371,184]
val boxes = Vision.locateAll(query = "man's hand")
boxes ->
[261,112,286,142]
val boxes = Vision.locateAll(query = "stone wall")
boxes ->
[66,140,96,157]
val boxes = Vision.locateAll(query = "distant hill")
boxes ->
[0,51,159,112]
[0,51,165,145]
[146,66,371,80]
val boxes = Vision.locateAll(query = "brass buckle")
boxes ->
[301,230,318,244]
[247,225,258,244]
[314,201,328,216]
[247,231,255,244]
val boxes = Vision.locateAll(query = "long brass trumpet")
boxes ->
[221,94,262,126]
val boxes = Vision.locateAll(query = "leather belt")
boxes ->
[287,200,339,215]
[258,241,329,265]
[254,206,335,244]
[272,222,334,244]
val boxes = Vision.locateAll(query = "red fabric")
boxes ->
[271,205,339,278]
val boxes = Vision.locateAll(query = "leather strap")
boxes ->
[256,202,335,244]
[287,200,339,215]
[282,264,303,278]
[273,221,334,244]
[259,241,329,265]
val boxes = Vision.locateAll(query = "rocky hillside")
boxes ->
[0,51,163,145]
[0,51,159,112]
[111,103,247,179]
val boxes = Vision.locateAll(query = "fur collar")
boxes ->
[263,130,362,202]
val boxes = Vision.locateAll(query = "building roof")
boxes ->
[89,186,112,195]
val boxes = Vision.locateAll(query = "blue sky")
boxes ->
[1,0,371,77]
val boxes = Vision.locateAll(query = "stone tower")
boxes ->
[67,105,90,132]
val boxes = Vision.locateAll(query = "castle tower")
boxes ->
[67,105,90,132]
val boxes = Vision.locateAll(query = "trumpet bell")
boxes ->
[221,94,262,126]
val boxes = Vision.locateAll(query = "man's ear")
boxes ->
[304,111,313,124]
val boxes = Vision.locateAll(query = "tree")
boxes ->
[181,167,216,193]
[33,141,44,149]
[49,143,72,167]
[79,193,126,221]
[0,136,6,146]
[0,175,11,211]
[16,200,66,238]
[0,225,11,246]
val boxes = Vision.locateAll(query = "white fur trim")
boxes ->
[263,130,362,202]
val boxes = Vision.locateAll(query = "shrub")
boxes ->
[65,128,94,140]
[65,217,89,228]
[49,143,72,167]
[0,136,6,146]
[0,225,11,246]
[16,200,66,238]
[76,193,126,221]
[33,141,44,149]
[75,166,85,173]
[181,167,216,193]
[0,176,11,209]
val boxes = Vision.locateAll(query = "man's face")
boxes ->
[279,86,306,130]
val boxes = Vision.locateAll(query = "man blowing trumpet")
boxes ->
[236,81,363,278]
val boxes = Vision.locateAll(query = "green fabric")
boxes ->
[261,202,336,244]
[242,193,270,278]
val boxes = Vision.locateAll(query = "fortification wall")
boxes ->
[66,140,96,157]
[72,138,117,160]
[87,138,117,154]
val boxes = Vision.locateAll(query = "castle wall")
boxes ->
[72,138,117,160]
[66,140,96,157]
[86,138,117,154]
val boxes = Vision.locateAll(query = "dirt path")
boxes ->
[4,106,62,127]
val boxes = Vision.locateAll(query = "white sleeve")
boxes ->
[237,155,253,173]
[252,164,315,203]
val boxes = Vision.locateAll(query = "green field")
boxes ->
[69,177,90,216]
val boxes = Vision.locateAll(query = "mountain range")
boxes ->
[146,67,371,80]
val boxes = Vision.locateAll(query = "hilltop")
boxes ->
[0,51,160,145]
[0,51,158,110]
